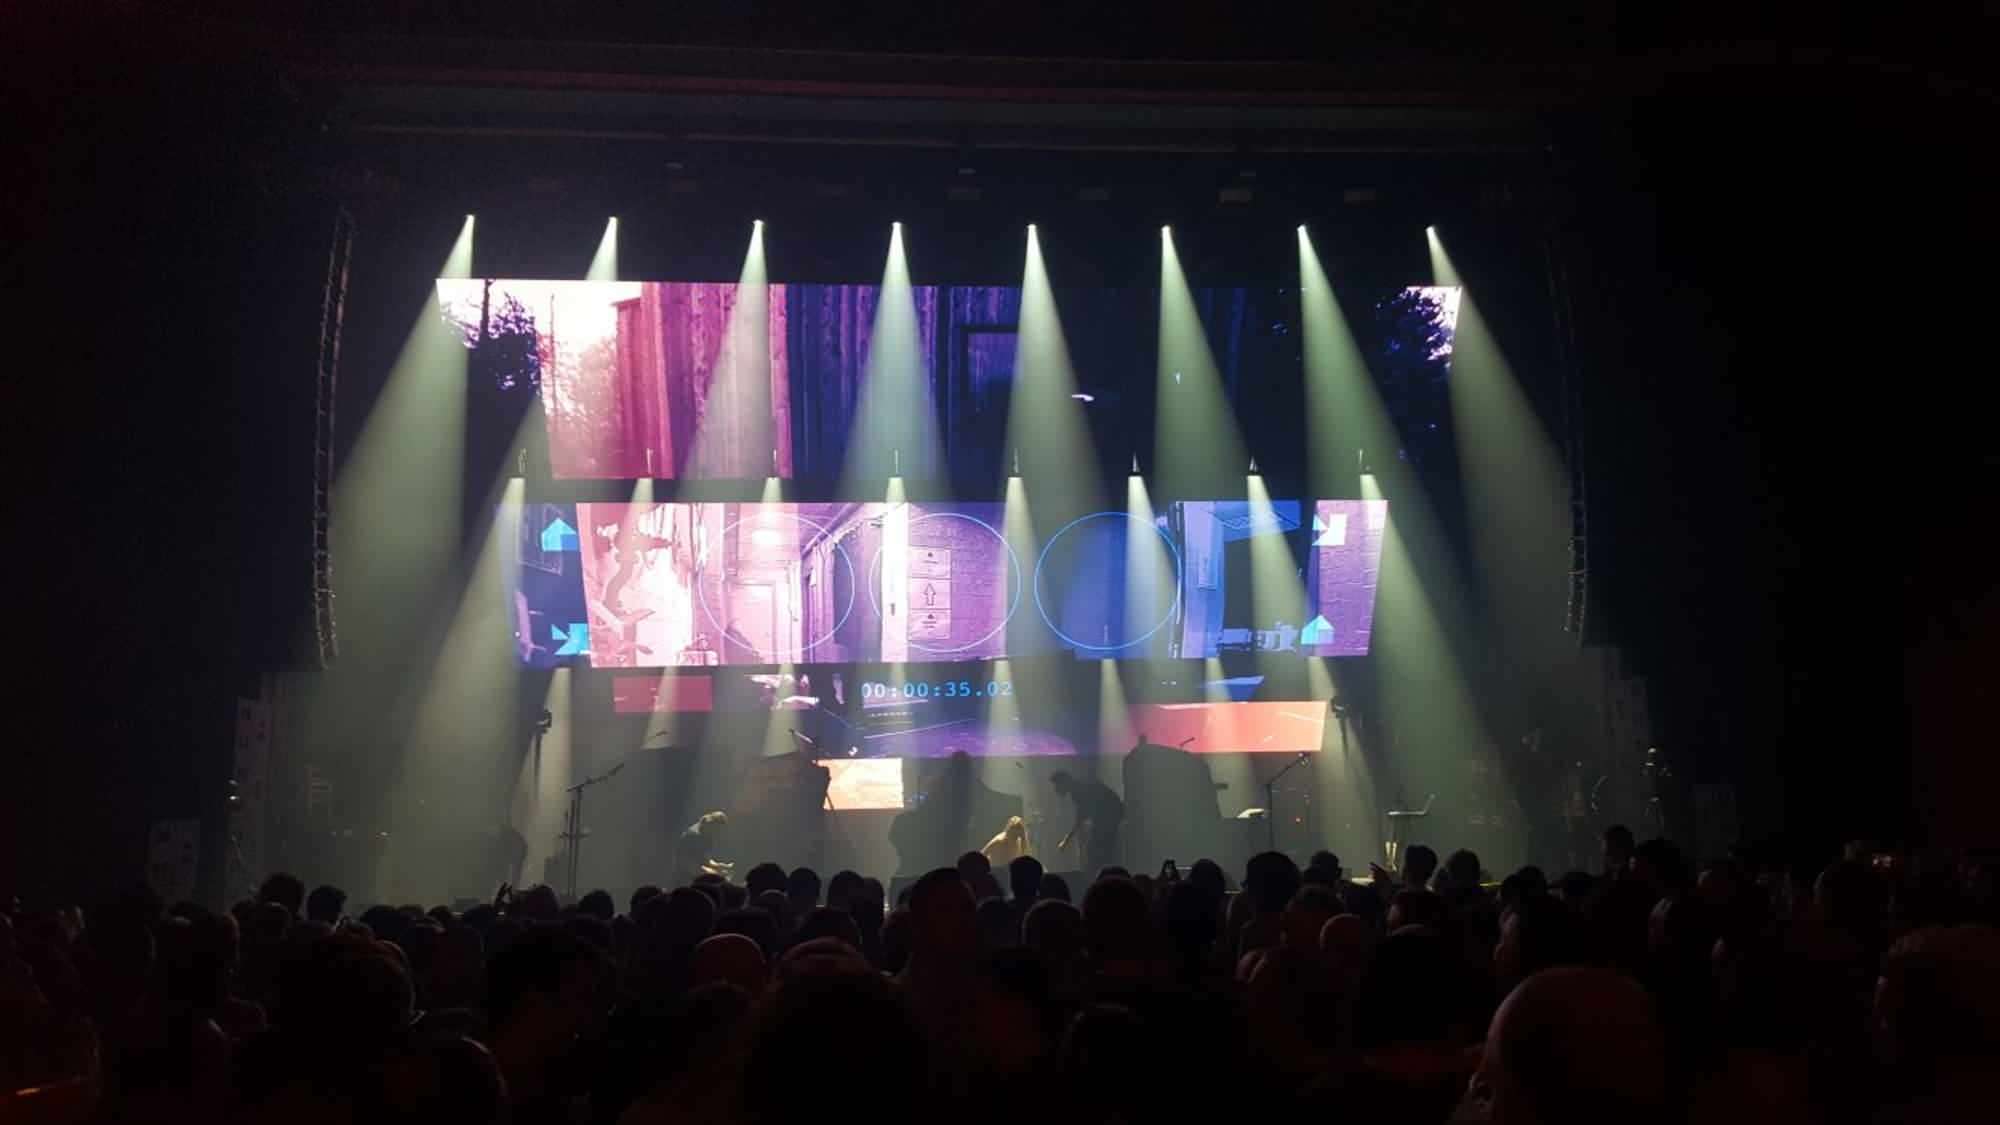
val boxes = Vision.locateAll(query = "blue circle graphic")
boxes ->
[1031,511,1183,652]
[694,509,857,660]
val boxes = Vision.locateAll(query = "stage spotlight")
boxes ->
[1248,457,1259,475]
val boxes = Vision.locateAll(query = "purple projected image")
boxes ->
[436,280,790,479]
[575,501,1019,668]
[1304,499,1390,657]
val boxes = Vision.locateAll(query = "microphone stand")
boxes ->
[1264,751,1312,853]
[560,761,625,904]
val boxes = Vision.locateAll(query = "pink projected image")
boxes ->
[577,502,1017,668]
[436,279,789,479]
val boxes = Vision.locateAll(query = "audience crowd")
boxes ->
[7,828,2000,1124]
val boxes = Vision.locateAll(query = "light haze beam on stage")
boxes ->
[586,217,618,282]
[386,474,530,893]
[1245,471,1310,646]
[1360,470,1522,864]
[1156,226,1249,497]
[302,215,477,869]
[1006,224,1104,520]
[688,220,783,480]
[1297,226,1396,498]
[512,666,572,887]
[844,223,944,492]
[1428,227,1571,654]
[1124,472,1175,655]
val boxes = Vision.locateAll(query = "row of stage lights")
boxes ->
[470,216,1443,238]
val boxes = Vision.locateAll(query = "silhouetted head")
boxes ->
[907,868,978,968]
[691,932,767,994]
[1283,885,1345,951]
[1023,899,1084,963]
[1403,845,1439,889]
[1875,924,2000,1073]
[1477,968,1667,1125]
[373,1034,506,1124]
[1245,851,1303,916]
[1009,855,1045,901]
[1040,873,1073,904]
[957,851,992,885]
[794,906,863,952]
[1496,894,1587,987]
[278,931,416,1051]
[645,886,716,951]
[1354,927,1464,1047]
[1633,838,1691,897]
[745,863,788,899]
[1082,877,1152,962]
[258,873,306,917]
[1305,850,1344,886]
[1049,770,1075,796]
[716,907,781,958]
[1388,889,1449,932]
[1187,858,1227,900]
[786,867,822,913]
[1164,881,1219,959]
[977,897,1019,951]
[305,884,347,925]
[485,924,606,1048]
[740,953,923,1123]
[1602,825,1635,872]
[825,869,864,913]
[1443,849,1483,891]
[576,889,616,922]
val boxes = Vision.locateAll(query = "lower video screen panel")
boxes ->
[610,674,715,714]
[821,759,904,811]
[505,498,1385,667]
[1123,701,1327,755]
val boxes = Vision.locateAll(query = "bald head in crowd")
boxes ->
[1478,968,1667,1125]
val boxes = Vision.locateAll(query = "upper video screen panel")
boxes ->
[441,282,1463,481]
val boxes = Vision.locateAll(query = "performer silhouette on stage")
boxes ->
[675,810,733,878]
[1051,770,1124,874]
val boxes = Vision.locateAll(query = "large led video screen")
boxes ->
[438,281,1463,482]
[506,498,1388,667]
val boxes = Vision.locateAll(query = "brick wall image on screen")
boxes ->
[1304,499,1389,657]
